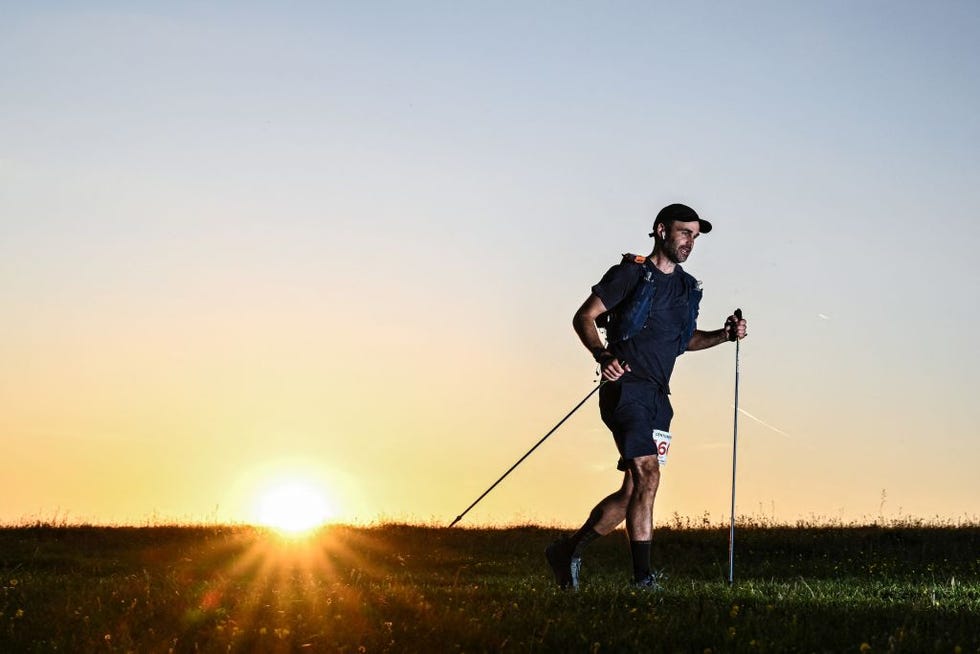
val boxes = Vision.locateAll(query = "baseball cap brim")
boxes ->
[649,203,713,236]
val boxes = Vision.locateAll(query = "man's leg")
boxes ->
[546,472,633,589]
[568,470,633,552]
[626,454,661,583]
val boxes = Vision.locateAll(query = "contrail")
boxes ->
[734,406,794,438]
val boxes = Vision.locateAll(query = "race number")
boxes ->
[652,429,672,467]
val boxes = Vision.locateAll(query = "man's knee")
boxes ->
[616,471,635,497]
[630,456,661,489]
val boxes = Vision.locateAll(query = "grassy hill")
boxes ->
[1,522,978,652]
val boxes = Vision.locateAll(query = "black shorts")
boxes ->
[599,377,673,471]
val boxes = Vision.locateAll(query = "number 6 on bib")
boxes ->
[653,429,672,467]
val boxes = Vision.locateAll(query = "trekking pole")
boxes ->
[449,382,604,528]
[728,308,742,585]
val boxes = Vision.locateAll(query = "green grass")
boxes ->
[2,522,978,652]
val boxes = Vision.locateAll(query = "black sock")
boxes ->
[630,540,652,581]
[567,505,605,556]
[569,527,601,557]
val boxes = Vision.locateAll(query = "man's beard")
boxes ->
[663,239,690,263]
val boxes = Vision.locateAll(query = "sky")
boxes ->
[2,1,979,528]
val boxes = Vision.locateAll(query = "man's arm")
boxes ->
[573,294,630,380]
[572,294,609,359]
[686,313,748,351]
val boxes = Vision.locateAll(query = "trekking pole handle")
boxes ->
[727,308,743,342]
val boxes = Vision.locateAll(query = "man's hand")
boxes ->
[596,351,631,381]
[724,311,748,341]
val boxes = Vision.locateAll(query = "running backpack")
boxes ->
[596,254,702,352]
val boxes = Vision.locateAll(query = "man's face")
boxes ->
[660,219,701,264]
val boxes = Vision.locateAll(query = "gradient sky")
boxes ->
[3,2,979,527]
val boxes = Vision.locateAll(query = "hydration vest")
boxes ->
[596,254,703,354]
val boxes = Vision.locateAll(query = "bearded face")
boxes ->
[658,219,700,264]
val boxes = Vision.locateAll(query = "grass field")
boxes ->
[1,521,978,653]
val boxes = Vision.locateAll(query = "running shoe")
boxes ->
[545,538,581,590]
[633,570,666,591]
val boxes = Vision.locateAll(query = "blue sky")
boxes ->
[2,2,979,525]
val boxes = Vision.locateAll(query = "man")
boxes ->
[546,203,747,589]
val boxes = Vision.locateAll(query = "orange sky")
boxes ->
[3,3,979,528]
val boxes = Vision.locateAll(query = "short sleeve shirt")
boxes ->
[592,260,693,390]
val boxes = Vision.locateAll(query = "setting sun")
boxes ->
[253,479,335,536]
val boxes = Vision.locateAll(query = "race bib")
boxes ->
[653,429,672,466]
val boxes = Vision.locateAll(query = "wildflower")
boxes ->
[8,579,18,587]
[15,609,25,618]
[730,604,740,618]
[859,643,871,653]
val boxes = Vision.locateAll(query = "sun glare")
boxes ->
[253,479,335,536]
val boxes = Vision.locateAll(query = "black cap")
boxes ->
[649,203,712,237]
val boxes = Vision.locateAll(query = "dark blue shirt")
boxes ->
[592,260,694,391]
